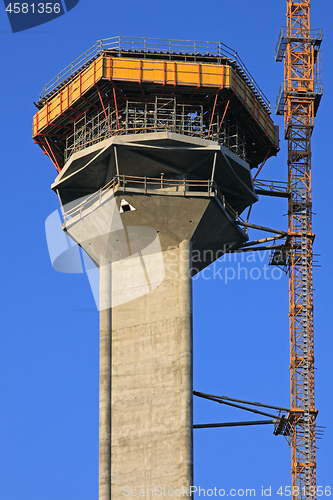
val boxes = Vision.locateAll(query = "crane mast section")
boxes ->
[276,2,322,499]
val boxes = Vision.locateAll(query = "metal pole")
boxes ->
[114,146,119,176]
[56,189,66,221]
[193,391,289,412]
[194,419,277,429]
[210,152,217,183]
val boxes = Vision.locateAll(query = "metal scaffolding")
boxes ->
[65,96,246,161]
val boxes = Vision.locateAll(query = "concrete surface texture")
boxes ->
[110,240,193,498]
[63,188,247,273]
[99,262,112,500]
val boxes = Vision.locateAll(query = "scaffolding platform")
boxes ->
[275,81,323,117]
[275,27,322,62]
[33,37,279,172]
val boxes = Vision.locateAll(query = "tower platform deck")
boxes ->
[33,37,279,172]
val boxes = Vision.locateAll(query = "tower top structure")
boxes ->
[33,36,279,175]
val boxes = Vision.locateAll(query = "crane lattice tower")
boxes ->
[275,1,322,497]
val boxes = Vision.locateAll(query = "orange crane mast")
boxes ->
[275,1,322,498]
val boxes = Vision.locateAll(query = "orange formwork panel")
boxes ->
[33,54,274,144]
[33,55,105,134]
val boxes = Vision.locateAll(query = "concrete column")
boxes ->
[178,240,194,491]
[99,262,112,500]
[110,240,193,497]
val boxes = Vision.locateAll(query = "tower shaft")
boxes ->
[109,241,193,497]
[99,263,112,500]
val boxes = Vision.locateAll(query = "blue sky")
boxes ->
[0,1,332,498]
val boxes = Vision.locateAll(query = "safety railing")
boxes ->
[275,80,323,115]
[254,178,289,195]
[38,36,270,110]
[63,175,238,222]
[275,27,323,62]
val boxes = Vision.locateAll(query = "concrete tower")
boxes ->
[33,37,278,498]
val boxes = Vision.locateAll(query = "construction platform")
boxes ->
[33,37,279,172]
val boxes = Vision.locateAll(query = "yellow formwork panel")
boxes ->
[103,57,229,87]
[33,56,232,136]
[109,58,140,82]
[33,56,105,136]
[33,55,274,145]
